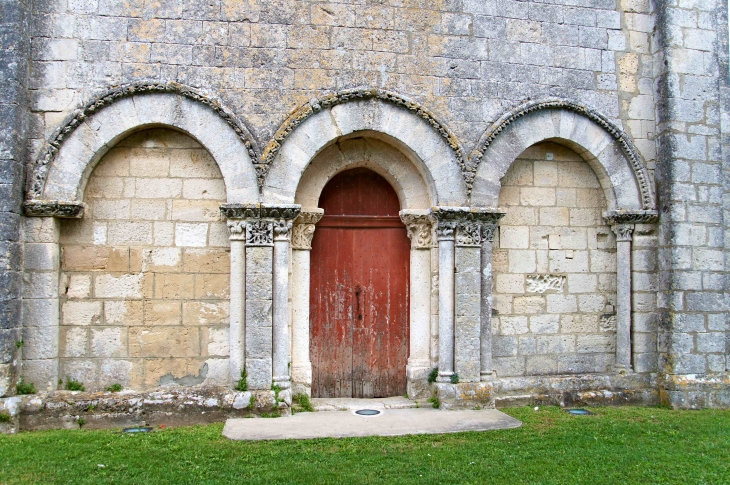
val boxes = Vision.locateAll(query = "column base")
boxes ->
[272,377,291,389]
[406,364,431,399]
[436,371,454,383]
[480,371,496,382]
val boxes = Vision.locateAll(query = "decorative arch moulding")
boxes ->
[26,81,261,201]
[259,87,468,177]
[27,81,653,212]
[469,97,656,211]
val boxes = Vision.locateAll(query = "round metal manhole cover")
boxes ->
[355,409,381,416]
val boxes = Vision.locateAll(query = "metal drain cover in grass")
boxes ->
[567,409,594,416]
[123,426,154,433]
[355,409,381,416]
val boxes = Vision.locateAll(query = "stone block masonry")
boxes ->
[0,0,31,397]
[492,143,621,378]
[53,129,230,391]
[0,0,727,416]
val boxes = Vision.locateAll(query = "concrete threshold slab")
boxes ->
[222,408,522,441]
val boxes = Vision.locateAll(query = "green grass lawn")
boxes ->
[1,406,728,484]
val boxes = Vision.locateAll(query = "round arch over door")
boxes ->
[310,168,410,398]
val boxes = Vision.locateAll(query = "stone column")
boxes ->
[399,211,432,397]
[612,223,634,372]
[430,209,457,382]
[290,210,323,396]
[226,219,246,387]
[262,205,300,390]
[479,214,504,381]
[603,210,657,374]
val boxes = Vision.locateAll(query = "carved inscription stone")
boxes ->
[526,274,566,294]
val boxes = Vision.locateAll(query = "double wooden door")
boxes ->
[310,168,410,398]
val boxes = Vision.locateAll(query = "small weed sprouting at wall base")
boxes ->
[16,379,36,395]
[77,417,86,428]
[64,377,85,392]
[260,412,281,418]
[294,393,314,412]
[235,367,248,392]
[0,413,11,423]
[249,394,256,408]
[106,383,123,393]
[428,367,438,383]
[428,396,440,409]
[450,373,460,384]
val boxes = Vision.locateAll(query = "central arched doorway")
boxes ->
[310,168,410,398]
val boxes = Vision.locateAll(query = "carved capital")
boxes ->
[292,210,324,250]
[227,220,246,241]
[273,220,293,241]
[612,223,634,242]
[456,221,482,247]
[481,222,498,243]
[246,220,273,246]
[400,212,433,249]
[24,200,85,218]
[429,206,505,243]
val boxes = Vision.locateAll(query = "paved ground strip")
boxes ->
[223,407,522,441]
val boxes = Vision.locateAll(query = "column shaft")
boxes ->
[228,237,246,385]
[272,232,291,388]
[615,232,633,371]
[437,237,455,381]
[409,247,431,368]
[291,249,311,390]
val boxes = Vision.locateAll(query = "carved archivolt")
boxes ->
[470,98,656,210]
[261,88,467,184]
[27,81,260,200]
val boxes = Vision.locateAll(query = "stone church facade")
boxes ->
[1,0,729,426]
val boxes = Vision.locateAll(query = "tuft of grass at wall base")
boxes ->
[0,407,728,484]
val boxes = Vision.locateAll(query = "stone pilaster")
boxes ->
[220,204,300,390]
[399,210,433,397]
[478,213,504,381]
[604,210,657,374]
[290,210,323,396]
[430,207,505,385]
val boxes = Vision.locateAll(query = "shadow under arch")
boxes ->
[26,82,260,207]
[295,131,433,211]
[470,98,656,212]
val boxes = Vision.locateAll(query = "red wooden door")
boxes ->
[310,168,410,398]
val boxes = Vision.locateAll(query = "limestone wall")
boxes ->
[492,142,619,377]
[57,129,230,391]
